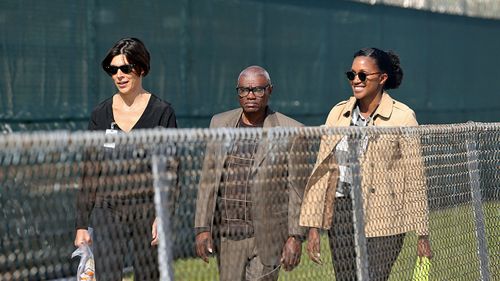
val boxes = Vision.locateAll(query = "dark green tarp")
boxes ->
[1,0,499,132]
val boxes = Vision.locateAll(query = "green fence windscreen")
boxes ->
[1,0,500,131]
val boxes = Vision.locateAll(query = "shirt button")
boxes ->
[369,188,376,193]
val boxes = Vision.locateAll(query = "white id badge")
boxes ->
[104,128,118,149]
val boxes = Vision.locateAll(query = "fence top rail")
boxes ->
[0,122,499,148]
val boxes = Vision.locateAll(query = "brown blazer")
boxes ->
[299,93,429,237]
[194,107,306,265]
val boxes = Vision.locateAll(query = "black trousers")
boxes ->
[90,198,159,281]
[328,196,405,281]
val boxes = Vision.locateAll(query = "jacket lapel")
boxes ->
[225,108,244,128]
[314,97,355,167]
[372,92,394,125]
[252,107,278,172]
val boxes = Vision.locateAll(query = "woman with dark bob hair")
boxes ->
[300,48,432,280]
[74,37,177,280]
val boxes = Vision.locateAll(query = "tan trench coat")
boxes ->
[299,93,429,237]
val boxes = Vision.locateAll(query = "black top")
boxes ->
[75,94,177,230]
[87,94,177,131]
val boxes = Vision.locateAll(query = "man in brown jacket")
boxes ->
[194,66,306,281]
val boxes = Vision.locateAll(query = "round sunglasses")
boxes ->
[345,71,381,82]
[104,64,135,75]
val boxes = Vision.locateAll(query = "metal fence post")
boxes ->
[349,134,369,281]
[466,126,491,281]
[152,154,175,281]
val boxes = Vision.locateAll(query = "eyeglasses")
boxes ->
[236,85,270,98]
[345,71,381,82]
[104,64,135,75]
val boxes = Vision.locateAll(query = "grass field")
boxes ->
[124,202,499,280]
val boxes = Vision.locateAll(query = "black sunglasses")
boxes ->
[345,71,381,82]
[104,64,135,75]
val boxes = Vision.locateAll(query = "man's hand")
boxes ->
[195,231,213,263]
[74,229,92,247]
[417,235,433,259]
[151,217,159,246]
[306,228,322,264]
[280,236,302,271]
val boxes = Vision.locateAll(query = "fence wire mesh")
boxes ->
[0,123,499,280]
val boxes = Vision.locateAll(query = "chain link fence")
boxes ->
[350,0,500,20]
[1,123,498,280]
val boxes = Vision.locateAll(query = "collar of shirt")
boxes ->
[352,103,372,127]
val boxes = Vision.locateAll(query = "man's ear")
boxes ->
[268,84,273,95]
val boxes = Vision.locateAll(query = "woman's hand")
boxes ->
[417,235,433,259]
[151,217,159,246]
[74,229,92,247]
[306,228,322,264]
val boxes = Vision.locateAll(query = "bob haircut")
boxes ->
[101,37,151,77]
